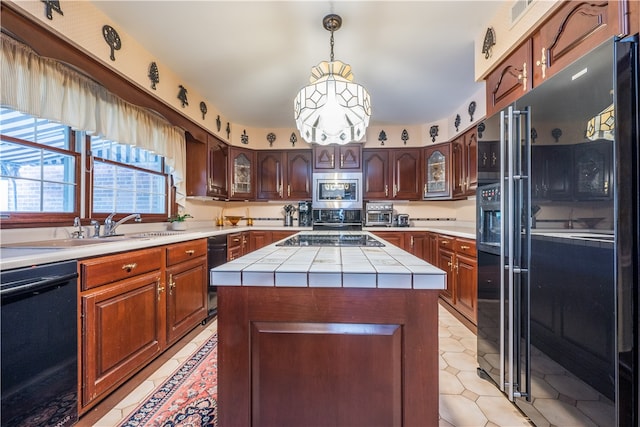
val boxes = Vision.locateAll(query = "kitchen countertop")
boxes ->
[364,225,476,239]
[0,225,310,271]
[211,231,445,290]
[0,224,474,271]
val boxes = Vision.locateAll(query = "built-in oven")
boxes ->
[477,182,501,254]
[312,172,363,210]
[312,208,363,231]
[365,202,393,227]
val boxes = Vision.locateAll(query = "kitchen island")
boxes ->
[211,231,445,427]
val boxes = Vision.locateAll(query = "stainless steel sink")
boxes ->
[1,238,119,249]
[0,232,184,249]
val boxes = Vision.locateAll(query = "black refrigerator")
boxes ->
[476,36,639,426]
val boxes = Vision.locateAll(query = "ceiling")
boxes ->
[90,1,503,129]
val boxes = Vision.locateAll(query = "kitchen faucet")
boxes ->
[103,213,141,236]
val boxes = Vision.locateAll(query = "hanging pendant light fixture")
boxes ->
[294,14,371,145]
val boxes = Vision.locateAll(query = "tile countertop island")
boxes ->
[212,231,445,427]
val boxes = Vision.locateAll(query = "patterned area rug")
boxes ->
[118,335,218,427]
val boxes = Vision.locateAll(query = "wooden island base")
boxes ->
[218,286,439,427]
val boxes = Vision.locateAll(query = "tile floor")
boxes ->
[80,305,534,427]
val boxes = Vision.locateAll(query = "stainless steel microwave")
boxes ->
[312,172,363,209]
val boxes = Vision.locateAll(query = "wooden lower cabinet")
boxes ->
[404,231,428,259]
[436,235,478,328]
[165,240,208,345]
[79,240,208,413]
[370,231,405,248]
[249,230,271,252]
[227,231,248,261]
[218,287,439,427]
[271,230,296,243]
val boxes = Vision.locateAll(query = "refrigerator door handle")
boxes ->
[499,109,507,394]
[508,107,532,402]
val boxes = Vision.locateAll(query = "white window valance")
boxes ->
[0,33,186,207]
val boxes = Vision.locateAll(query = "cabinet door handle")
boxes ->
[518,62,527,91]
[185,249,195,255]
[168,274,176,295]
[536,47,546,79]
[157,281,165,300]
[410,236,414,247]
[491,152,497,167]
[385,184,388,197]
[455,260,459,272]
[340,154,344,168]
[287,184,291,197]
[331,154,335,168]
[447,261,453,271]
[424,183,427,196]
[122,263,137,272]
[393,184,397,198]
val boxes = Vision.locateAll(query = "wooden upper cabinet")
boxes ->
[229,146,255,200]
[464,129,478,196]
[256,150,312,200]
[313,144,362,171]
[451,139,466,199]
[256,151,284,200]
[423,143,453,200]
[185,133,228,199]
[206,135,229,199]
[362,148,420,200]
[286,150,312,200]
[486,0,631,116]
[532,1,625,86]
[392,149,421,200]
[362,149,390,199]
[486,39,532,117]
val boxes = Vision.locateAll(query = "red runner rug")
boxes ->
[118,334,218,427]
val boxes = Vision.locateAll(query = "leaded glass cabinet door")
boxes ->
[423,143,452,199]
[230,147,255,200]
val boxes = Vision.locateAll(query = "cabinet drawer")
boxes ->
[166,239,207,266]
[454,238,477,256]
[227,232,244,246]
[437,235,455,251]
[81,248,163,290]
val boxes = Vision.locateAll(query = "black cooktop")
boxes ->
[276,233,385,247]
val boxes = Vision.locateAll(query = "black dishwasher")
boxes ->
[207,235,228,318]
[1,260,79,427]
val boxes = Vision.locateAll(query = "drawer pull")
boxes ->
[122,263,137,272]
[460,245,470,250]
[233,238,240,242]
[185,249,195,255]
[440,240,450,245]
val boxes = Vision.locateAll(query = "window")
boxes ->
[89,135,167,215]
[0,108,79,216]
[0,107,171,226]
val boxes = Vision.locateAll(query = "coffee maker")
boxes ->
[298,201,312,226]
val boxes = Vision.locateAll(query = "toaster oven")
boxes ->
[365,202,393,227]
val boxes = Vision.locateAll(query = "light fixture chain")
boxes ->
[330,30,335,62]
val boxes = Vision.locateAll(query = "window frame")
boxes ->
[0,131,82,228]
[83,135,170,223]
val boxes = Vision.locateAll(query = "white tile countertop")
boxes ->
[211,231,445,290]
